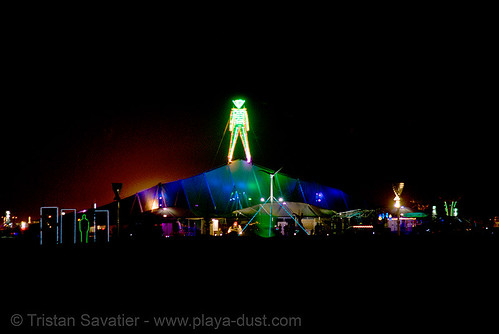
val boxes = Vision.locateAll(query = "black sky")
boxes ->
[1,10,497,220]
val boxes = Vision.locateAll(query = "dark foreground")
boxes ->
[2,234,498,332]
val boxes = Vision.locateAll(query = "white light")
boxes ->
[278,197,284,202]
[260,197,265,202]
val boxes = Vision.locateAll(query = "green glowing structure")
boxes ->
[228,99,251,164]
[444,201,458,217]
[241,168,309,238]
[79,214,89,243]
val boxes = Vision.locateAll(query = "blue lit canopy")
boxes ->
[120,160,352,218]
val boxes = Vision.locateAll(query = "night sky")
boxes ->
[2,13,497,221]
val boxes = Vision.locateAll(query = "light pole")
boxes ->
[268,167,282,237]
[241,167,309,237]
[112,183,123,239]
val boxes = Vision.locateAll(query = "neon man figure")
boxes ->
[79,214,89,243]
[228,99,251,163]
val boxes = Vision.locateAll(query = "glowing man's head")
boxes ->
[232,99,245,109]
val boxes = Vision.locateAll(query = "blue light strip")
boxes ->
[241,197,270,233]
[180,180,192,211]
[61,209,76,244]
[274,198,310,235]
[297,180,308,204]
[341,192,349,211]
[40,206,59,245]
[203,173,217,213]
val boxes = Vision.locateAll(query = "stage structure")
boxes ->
[228,99,251,164]
[91,159,354,237]
[241,167,310,237]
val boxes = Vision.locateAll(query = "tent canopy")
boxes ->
[106,159,353,218]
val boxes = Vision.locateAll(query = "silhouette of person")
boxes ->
[79,214,89,243]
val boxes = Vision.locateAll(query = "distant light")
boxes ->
[278,197,284,202]
[260,197,265,202]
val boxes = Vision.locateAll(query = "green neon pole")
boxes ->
[269,173,274,237]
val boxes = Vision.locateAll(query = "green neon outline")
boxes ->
[79,214,89,243]
[232,99,245,109]
[228,100,251,163]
